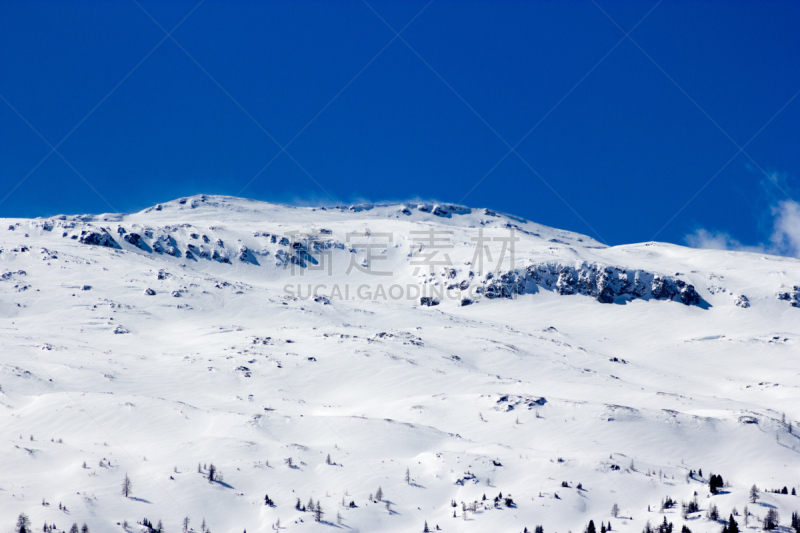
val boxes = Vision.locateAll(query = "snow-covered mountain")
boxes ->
[1,195,799,533]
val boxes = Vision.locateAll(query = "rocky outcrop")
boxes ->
[475,261,702,307]
[78,229,119,248]
[777,287,800,308]
[123,233,150,251]
[152,235,180,257]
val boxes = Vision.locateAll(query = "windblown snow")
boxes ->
[1,195,799,533]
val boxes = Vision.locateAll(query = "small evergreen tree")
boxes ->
[208,463,216,483]
[681,526,692,533]
[586,520,597,533]
[376,486,383,501]
[183,517,190,533]
[423,521,430,533]
[612,503,619,517]
[122,473,132,497]
[790,511,799,533]
[81,524,89,533]
[69,525,79,533]
[709,475,724,494]
[763,509,779,531]
[535,526,545,533]
[707,503,720,521]
[750,485,759,503]
[406,467,411,484]
[727,514,739,533]
[15,513,31,533]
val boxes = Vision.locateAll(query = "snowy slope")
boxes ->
[1,195,799,533]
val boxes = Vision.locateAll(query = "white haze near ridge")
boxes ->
[685,199,800,258]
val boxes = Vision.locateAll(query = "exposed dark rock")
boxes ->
[144,288,156,296]
[152,235,180,257]
[523,262,702,307]
[777,287,800,307]
[78,230,119,248]
[238,246,258,264]
[483,271,525,299]
[420,296,440,307]
[596,286,615,304]
[734,295,750,308]
[495,394,546,411]
[0,270,26,281]
[212,250,231,264]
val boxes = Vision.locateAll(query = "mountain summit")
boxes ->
[1,195,798,532]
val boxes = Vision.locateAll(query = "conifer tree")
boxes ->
[122,473,132,497]
[750,485,760,503]
[15,513,31,533]
[763,509,780,530]
[707,503,720,521]
[728,514,739,533]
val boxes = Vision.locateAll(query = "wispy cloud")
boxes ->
[685,172,800,258]
[768,199,800,257]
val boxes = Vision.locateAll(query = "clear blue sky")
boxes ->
[1,0,798,248]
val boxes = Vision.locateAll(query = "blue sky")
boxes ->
[1,0,798,250]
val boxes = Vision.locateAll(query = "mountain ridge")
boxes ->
[1,195,799,533]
